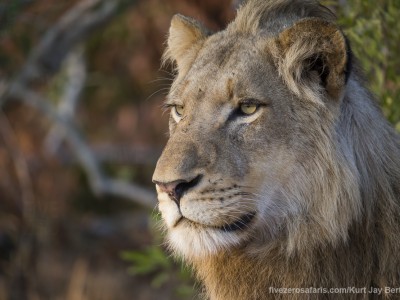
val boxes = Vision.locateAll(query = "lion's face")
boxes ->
[153,14,353,259]
[154,32,308,258]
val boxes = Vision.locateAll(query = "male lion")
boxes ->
[152,0,400,299]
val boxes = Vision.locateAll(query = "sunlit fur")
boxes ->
[154,0,400,299]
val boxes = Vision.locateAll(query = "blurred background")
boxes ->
[0,0,398,299]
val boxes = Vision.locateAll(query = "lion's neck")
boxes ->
[340,75,400,221]
[192,230,377,300]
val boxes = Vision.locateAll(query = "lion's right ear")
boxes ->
[163,14,209,74]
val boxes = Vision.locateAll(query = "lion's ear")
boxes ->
[273,18,351,102]
[164,14,209,74]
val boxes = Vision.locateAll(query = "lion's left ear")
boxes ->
[163,14,209,75]
[273,18,351,102]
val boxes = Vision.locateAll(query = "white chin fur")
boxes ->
[157,189,254,258]
[167,225,244,259]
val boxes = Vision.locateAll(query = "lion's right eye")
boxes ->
[171,105,184,122]
[174,105,184,117]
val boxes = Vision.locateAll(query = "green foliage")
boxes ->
[121,245,171,284]
[334,0,400,131]
[121,245,195,298]
[121,213,196,299]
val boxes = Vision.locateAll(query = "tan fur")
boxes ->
[153,0,400,299]
[230,0,335,35]
[162,14,209,77]
[272,18,348,102]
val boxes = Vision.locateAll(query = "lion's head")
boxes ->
[152,0,362,260]
[152,0,369,260]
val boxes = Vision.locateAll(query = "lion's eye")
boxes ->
[239,103,258,115]
[174,105,184,117]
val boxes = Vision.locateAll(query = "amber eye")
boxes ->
[174,105,184,117]
[239,103,258,115]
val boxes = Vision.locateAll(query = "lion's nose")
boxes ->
[153,175,202,206]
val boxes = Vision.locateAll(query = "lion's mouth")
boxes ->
[175,212,256,233]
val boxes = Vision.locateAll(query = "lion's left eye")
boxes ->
[239,104,258,115]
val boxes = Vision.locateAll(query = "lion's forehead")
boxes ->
[198,35,253,68]
[170,39,282,109]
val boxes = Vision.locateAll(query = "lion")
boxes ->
[152,0,400,299]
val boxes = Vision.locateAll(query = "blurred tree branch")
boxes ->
[44,47,87,154]
[0,0,157,209]
[2,0,117,89]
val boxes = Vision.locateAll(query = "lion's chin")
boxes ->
[166,213,256,259]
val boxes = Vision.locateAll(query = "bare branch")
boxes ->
[0,0,156,209]
[44,46,86,154]
[15,0,116,83]
[0,0,137,106]
[10,85,157,209]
